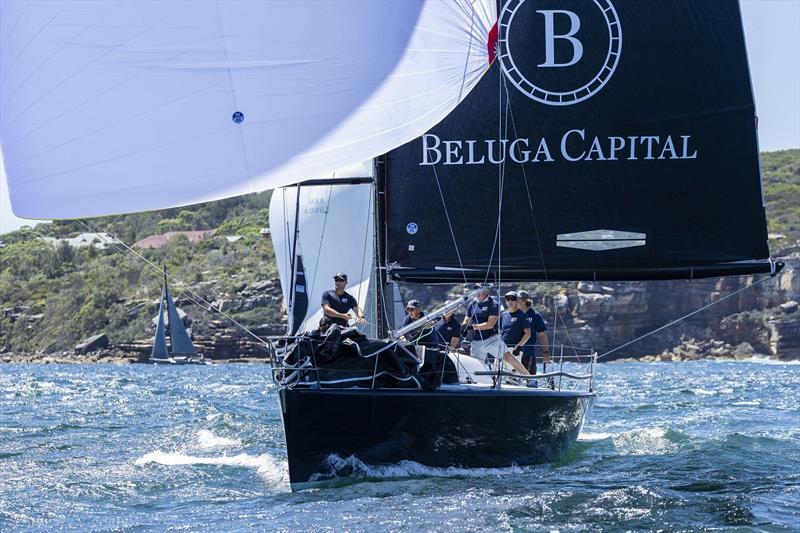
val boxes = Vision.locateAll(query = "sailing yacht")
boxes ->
[268,1,783,488]
[150,272,206,365]
[0,0,784,491]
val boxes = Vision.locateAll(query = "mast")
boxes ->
[374,155,388,339]
[287,183,302,334]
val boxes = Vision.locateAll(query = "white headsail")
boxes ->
[269,162,374,334]
[0,0,496,219]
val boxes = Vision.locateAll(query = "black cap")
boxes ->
[319,316,334,326]
[333,272,348,281]
[517,289,531,300]
[473,283,489,291]
[406,299,421,309]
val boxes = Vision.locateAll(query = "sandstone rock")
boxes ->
[732,342,755,359]
[75,334,109,355]
[780,300,798,314]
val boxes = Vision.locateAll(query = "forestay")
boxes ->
[383,0,779,282]
[0,0,496,219]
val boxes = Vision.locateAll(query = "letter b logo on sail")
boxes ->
[537,10,582,68]
[499,0,622,106]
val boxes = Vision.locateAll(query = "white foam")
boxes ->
[310,454,524,483]
[196,429,240,449]
[134,451,289,488]
[578,431,613,441]
[611,427,681,456]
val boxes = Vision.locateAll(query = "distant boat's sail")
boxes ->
[270,163,375,333]
[151,287,169,359]
[383,0,779,282]
[165,286,197,356]
[0,0,496,219]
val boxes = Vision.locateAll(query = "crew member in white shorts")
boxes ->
[462,284,504,367]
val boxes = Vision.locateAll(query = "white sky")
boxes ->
[1,1,798,235]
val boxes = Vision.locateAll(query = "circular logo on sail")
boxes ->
[498,0,622,106]
[406,222,418,235]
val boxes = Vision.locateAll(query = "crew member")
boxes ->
[517,289,550,373]
[320,272,366,327]
[499,291,534,377]
[462,284,504,366]
[431,311,461,351]
[309,316,334,337]
[402,299,435,345]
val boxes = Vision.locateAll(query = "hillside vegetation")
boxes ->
[0,149,797,354]
[0,193,278,353]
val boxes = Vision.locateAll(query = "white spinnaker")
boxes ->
[269,163,375,333]
[0,1,496,219]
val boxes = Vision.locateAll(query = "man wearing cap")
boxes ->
[499,291,534,376]
[462,284,504,366]
[517,289,550,374]
[308,316,334,337]
[401,300,435,345]
[431,311,462,351]
[321,272,366,327]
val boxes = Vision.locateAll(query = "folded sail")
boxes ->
[383,0,777,282]
[270,164,375,333]
[0,0,496,219]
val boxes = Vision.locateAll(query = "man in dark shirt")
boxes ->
[498,291,534,376]
[320,272,365,327]
[517,289,550,374]
[401,299,435,345]
[431,311,461,350]
[462,284,504,365]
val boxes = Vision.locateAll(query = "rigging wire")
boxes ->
[76,219,270,345]
[502,75,579,358]
[430,164,469,285]
[597,271,783,360]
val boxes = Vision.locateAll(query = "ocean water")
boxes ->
[0,360,798,532]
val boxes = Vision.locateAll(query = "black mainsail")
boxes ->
[383,0,781,282]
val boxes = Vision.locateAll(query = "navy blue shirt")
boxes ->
[432,315,461,348]
[466,296,499,341]
[403,312,435,345]
[523,308,547,355]
[321,289,357,326]
[500,309,531,345]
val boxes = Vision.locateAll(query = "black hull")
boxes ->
[279,387,594,488]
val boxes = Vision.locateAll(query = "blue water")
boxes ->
[0,361,798,532]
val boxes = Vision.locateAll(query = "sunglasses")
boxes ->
[505,296,518,301]
[334,278,346,282]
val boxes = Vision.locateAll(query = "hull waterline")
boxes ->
[279,386,594,488]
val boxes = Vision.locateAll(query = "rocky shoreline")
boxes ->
[0,351,270,364]
[612,337,796,363]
